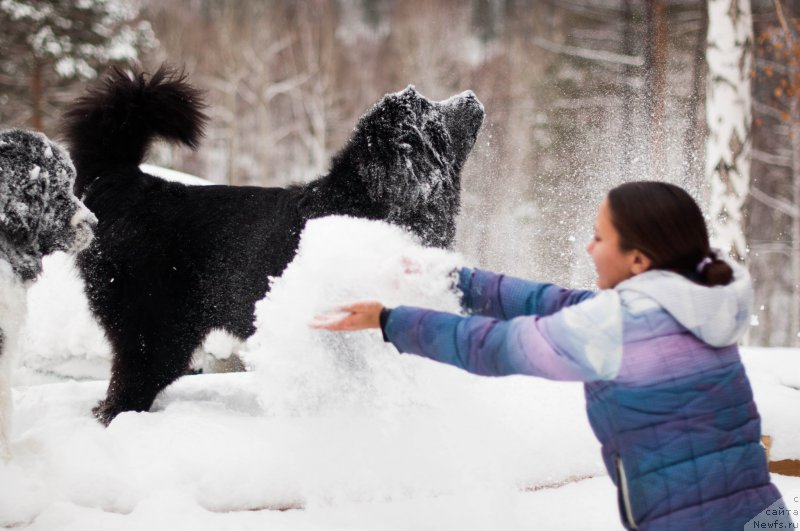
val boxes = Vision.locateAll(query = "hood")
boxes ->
[615,255,752,347]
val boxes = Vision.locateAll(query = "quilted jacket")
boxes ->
[383,263,790,530]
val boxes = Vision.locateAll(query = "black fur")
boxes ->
[62,66,484,425]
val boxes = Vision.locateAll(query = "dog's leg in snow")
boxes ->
[94,329,203,425]
[0,268,26,461]
[0,330,11,461]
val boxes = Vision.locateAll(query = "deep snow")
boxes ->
[3,214,799,530]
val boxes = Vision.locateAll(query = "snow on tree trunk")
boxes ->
[705,0,753,261]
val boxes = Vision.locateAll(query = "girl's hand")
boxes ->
[310,301,384,332]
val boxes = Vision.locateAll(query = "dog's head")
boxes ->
[0,129,96,281]
[336,86,483,202]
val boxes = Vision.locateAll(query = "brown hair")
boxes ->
[606,181,733,287]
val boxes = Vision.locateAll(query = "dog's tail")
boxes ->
[62,64,207,196]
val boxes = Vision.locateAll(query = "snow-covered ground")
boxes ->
[2,215,799,530]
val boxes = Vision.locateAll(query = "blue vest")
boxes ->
[584,342,785,530]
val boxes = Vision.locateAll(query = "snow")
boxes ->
[3,215,799,529]
[139,164,213,186]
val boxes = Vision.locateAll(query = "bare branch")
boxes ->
[749,242,792,256]
[755,56,789,75]
[773,0,792,38]
[551,95,622,109]
[754,99,789,120]
[262,73,313,104]
[752,148,793,168]
[750,186,799,218]
[531,37,643,67]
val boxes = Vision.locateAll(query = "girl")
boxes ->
[311,181,791,530]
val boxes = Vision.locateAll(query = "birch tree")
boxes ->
[706,0,754,261]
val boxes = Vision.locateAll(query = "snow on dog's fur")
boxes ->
[62,65,484,425]
[0,129,95,459]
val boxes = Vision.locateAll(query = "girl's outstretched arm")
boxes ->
[457,268,595,319]
[384,289,622,381]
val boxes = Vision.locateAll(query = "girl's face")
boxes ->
[586,198,650,289]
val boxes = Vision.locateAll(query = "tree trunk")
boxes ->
[30,59,43,132]
[705,0,753,261]
[620,0,637,180]
[777,0,800,346]
[227,82,238,186]
[645,0,668,179]
[791,96,800,345]
[683,2,708,186]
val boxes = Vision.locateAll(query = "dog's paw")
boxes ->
[91,400,117,427]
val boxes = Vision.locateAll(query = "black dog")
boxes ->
[62,66,484,425]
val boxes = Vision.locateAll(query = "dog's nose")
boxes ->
[440,91,485,128]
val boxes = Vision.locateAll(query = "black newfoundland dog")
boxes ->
[62,66,484,425]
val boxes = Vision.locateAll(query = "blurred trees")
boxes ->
[1,0,796,345]
[0,0,153,131]
[140,0,724,289]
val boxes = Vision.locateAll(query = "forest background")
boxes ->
[1,0,798,347]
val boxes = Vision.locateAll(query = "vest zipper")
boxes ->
[615,455,638,529]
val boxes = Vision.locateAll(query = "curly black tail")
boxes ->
[62,64,208,195]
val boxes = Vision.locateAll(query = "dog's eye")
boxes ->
[25,181,44,195]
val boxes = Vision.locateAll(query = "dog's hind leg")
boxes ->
[94,329,204,426]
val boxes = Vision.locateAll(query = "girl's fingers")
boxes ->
[309,301,383,331]
[336,301,379,313]
[309,314,348,329]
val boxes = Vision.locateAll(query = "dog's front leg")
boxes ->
[0,330,11,461]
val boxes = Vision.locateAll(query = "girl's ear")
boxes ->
[630,250,651,275]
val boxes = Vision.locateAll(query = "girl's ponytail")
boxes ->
[697,251,734,287]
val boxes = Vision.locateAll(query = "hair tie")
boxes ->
[696,256,713,274]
